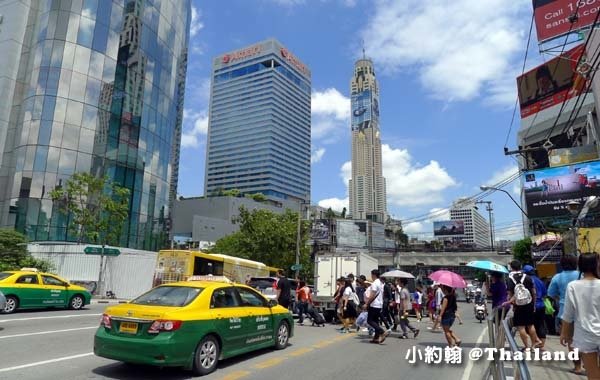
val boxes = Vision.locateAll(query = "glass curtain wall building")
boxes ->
[0,0,190,250]
[204,39,311,204]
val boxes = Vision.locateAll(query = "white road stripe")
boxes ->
[0,326,97,339]
[461,325,488,380]
[0,313,101,323]
[0,353,94,373]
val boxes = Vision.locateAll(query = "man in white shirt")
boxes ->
[363,269,389,344]
[430,284,444,331]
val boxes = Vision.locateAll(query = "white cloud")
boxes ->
[403,221,425,234]
[361,0,528,105]
[318,197,349,212]
[427,207,450,222]
[494,221,525,241]
[311,88,350,140]
[181,110,209,148]
[190,6,204,37]
[311,147,326,164]
[382,144,457,207]
[318,144,456,215]
[483,163,520,196]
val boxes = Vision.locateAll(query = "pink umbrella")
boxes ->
[429,270,467,289]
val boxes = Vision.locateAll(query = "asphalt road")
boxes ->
[0,303,490,380]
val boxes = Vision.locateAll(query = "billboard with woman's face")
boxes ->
[517,44,588,118]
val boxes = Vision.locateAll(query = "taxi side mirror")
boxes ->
[268,299,278,308]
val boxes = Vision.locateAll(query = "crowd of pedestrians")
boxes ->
[299,269,463,345]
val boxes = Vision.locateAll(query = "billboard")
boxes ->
[433,220,465,236]
[523,159,600,218]
[533,0,600,43]
[310,219,330,243]
[531,232,563,262]
[518,44,588,118]
[351,90,372,131]
[336,220,368,248]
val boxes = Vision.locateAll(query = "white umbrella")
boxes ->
[381,270,415,279]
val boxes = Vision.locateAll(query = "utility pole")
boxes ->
[476,201,494,251]
[295,198,307,279]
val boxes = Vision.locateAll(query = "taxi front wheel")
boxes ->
[274,321,290,350]
[192,335,220,376]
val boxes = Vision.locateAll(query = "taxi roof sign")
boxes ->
[20,267,39,272]
[187,275,233,284]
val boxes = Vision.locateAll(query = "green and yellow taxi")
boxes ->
[0,268,92,313]
[94,276,294,376]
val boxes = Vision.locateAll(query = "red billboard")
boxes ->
[518,44,588,118]
[534,0,600,43]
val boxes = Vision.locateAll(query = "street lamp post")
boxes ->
[295,198,308,279]
[479,186,528,218]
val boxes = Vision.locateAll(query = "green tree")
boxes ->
[0,229,53,272]
[325,207,336,220]
[212,207,312,280]
[512,237,532,263]
[394,229,409,247]
[246,193,267,202]
[222,189,241,197]
[341,207,347,219]
[49,172,130,246]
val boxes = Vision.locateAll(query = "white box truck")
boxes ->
[313,252,378,322]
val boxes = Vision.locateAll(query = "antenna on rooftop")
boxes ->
[361,39,366,59]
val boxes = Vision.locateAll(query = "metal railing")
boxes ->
[485,308,531,380]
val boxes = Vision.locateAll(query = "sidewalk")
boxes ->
[526,336,584,380]
[91,298,129,304]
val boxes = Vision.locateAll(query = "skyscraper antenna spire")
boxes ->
[361,39,366,59]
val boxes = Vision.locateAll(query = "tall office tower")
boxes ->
[349,57,386,222]
[0,0,191,250]
[204,39,311,204]
[450,198,491,248]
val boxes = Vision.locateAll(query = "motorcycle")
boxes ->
[474,301,487,323]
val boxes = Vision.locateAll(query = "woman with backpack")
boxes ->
[506,260,541,351]
[340,277,359,333]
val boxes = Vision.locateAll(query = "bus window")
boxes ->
[193,257,224,276]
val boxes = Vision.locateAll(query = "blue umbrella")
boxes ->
[466,260,509,274]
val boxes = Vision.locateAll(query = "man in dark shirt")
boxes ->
[507,260,540,350]
[276,269,291,309]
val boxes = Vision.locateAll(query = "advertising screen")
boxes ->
[523,159,600,218]
[517,44,587,118]
[533,0,600,43]
[433,220,465,236]
[310,219,330,242]
[336,220,368,248]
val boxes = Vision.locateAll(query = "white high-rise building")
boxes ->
[348,58,386,223]
[450,198,491,248]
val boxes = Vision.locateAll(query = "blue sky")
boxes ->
[179,0,543,241]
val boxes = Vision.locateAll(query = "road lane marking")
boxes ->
[0,313,101,323]
[0,352,94,373]
[289,347,314,356]
[253,357,285,369]
[461,325,488,380]
[0,326,97,339]
[220,370,251,380]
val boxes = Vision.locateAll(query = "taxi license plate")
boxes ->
[119,322,138,334]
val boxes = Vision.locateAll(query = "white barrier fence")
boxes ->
[28,244,158,299]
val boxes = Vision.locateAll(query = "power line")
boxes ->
[541,10,600,144]
[505,12,535,148]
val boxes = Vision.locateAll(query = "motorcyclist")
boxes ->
[473,288,487,317]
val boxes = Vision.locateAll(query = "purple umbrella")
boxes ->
[429,270,467,289]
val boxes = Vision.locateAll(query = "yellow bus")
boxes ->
[153,250,278,286]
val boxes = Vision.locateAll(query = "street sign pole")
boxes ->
[97,244,105,297]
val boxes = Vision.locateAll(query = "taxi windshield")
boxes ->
[0,272,14,281]
[131,286,203,307]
